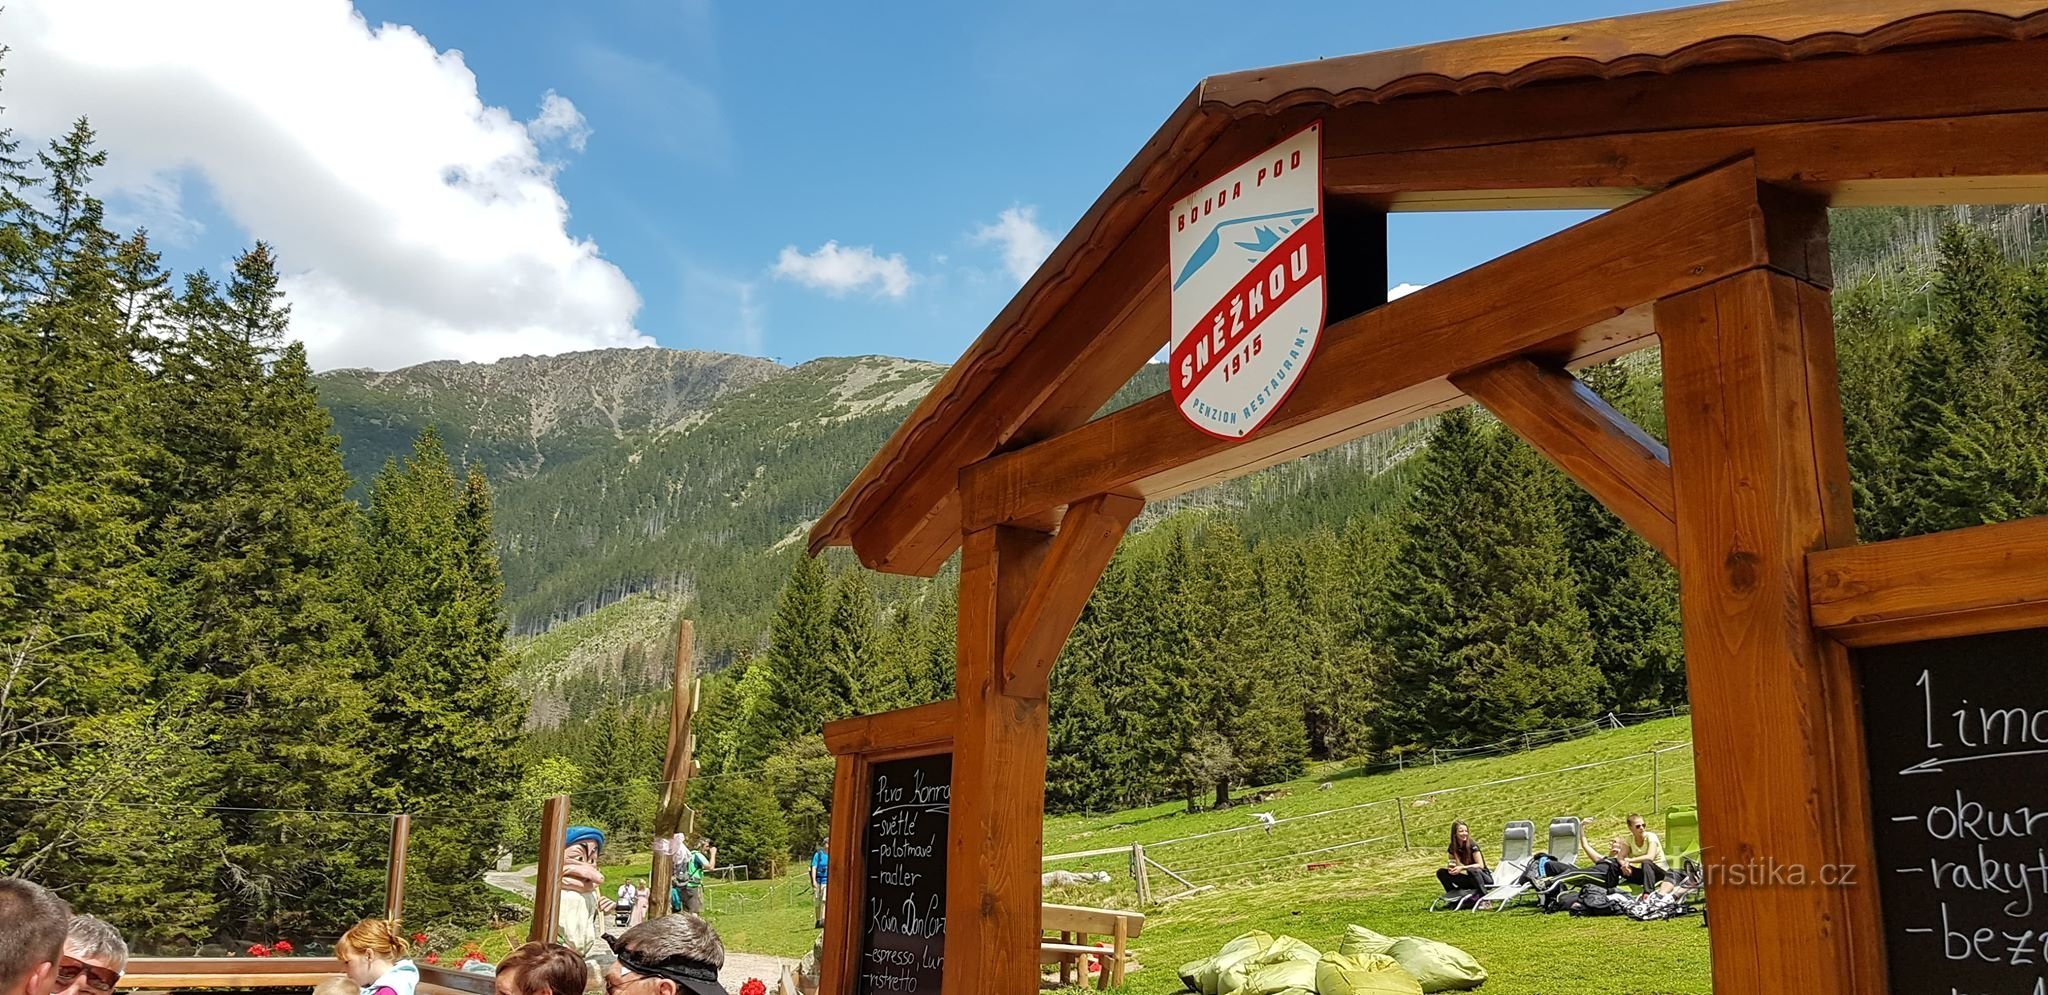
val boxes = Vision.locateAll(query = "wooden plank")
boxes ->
[1325,109,2048,212]
[1452,358,1676,560]
[1657,266,1883,994]
[1310,33,2048,161]
[384,813,410,922]
[416,967,497,995]
[1040,904,1146,938]
[649,619,698,919]
[1000,494,1145,698]
[1808,515,2048,647]
[529,794,571,945]
[960,158,1785,530]
[945,527,1054,995]
[1200,1,2048,110]
[822,698,960,756]
[819,754,865,995]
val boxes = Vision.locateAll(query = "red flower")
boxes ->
[412,933,429,947]
[274,940,295,955]
[425,953,441,965]
[740,979,765,995]
[248,944,272,958]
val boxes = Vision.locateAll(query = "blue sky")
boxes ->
[12,0,1668,370]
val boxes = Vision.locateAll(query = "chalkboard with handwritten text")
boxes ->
[1860,628,2048,995]
[857,752,951,995]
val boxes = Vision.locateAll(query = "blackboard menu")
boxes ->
[857,752,950,995]
[1861,628,2048,995]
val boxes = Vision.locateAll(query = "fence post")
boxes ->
[529,794,571,944]
[1395,797,1410,851]
[1651,749,1660,812]
[1132,843,1152,906]
[384,813,410,922]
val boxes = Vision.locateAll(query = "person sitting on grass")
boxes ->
[495,943,591,995]
[0,879,72,995]
[1435,820,1493,901]
[53,916,125,995]
[1581,812,1667,892]
[600,913,726,995]
[335,919,418,995]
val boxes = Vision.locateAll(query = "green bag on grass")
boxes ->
[1233,936,1321,995]
[1384,936,1486,993]
[1316,952,1424,995]
[1336,925,1397,958]
[1181,931,1274,995]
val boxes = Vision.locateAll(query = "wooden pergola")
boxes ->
[810,2,2048,992]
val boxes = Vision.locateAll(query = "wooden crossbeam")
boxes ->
[961,157,1801,530]
[1808,515,2048,647]
[1451,358,1676,560]
[1000,494,1145,698]
[1326,109,2048,211]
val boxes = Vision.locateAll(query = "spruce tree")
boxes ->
[361,430,521,923]
[764,554,844,740]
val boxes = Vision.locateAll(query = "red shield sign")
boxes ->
[1167,123,1326,439]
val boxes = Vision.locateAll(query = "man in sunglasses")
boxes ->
[53,917,126,995]
[599,914,725,995]
[0,879,73,995]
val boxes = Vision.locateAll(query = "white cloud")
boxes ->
[772,241,914,299]
[1389,282,1428,300]
[528,90,591,152]
[973,205,1055,283]
[4,0,652,371]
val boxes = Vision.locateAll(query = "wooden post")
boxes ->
[650,619,699,919]
[1131,844,1151,906]
[529,794,571,944]
[1657,204,1883,994]
[1395,798,1409,850]
[945,526,1054,995]
[384,814,410,922]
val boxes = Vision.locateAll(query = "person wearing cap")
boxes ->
[600,914,725,995]
[557,826,616,988]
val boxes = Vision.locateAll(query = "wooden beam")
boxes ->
[1326,109,2048,211]
[1809,515,2048,647]
[529,794,571,945]
[961,157,1796,531]
[945,526,1054,995]
[822,698,959,756]
[649,619,699,919]
[1000,494,1144,698]
[1452,358,1676,560]
[384,814,410,922]
[819,752,865,995]
[1658,264,1883,993]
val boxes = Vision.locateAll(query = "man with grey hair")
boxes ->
[54,916,127,995]
[0,879,74,995]
[599,914,725,995]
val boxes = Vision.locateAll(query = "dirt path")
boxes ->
[485,863,538,900]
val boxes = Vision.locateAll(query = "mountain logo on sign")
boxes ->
[1172,209,1314,290]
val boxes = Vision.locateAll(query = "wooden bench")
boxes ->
[1040,902,1145,989]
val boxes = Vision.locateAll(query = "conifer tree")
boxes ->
[765,554,846,739]
[361,429,521,922]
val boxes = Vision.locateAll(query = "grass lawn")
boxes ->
[479,718,1712,991]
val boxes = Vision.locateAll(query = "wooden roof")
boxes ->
[810,0,2048,574]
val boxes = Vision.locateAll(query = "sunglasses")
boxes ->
[58,958,120,995]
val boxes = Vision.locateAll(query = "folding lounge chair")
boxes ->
[1664,807,1705,906]
[1475,820,1536,911]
